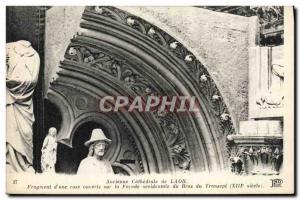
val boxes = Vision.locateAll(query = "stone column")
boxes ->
[230,9,284,175]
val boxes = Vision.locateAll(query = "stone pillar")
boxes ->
[230,10,284,175]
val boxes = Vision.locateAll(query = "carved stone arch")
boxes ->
[112,162,138,176]
[47,6,237,174]
[46,88,75,145]
[59,36,208,172]
[48,73,173,174]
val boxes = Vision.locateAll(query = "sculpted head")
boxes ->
[89,141,109,157]
[48,127,57,137]
[85,129,111,159]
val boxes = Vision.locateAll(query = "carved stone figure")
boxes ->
[6,40,40,173]
[41,127,58,173]
[230,156,243,174]
[77,129,114,175]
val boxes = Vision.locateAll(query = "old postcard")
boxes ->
[6,6,294,195]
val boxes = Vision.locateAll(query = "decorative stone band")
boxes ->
[228,122,283,175]
[228,142,283,175]
[98,95,203,113]
[63,42,192,171]
[239,120,282,136]
[82,5,236,149]
[51,6,238,172]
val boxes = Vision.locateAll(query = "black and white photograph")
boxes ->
[5,5,295,195]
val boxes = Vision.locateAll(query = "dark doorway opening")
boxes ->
[44,99,62,133]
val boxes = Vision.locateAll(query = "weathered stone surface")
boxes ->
[239,120,282,136]
[45,6,85,92]
[117,6,250,130]
[45,6,251,130]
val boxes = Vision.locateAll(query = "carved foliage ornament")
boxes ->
[84,6,236,148]
[65,44,191,171]
[230,145,283,175]
[63,6,238,171]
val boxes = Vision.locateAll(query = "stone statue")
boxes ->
[77,129,114,175]
[41,127,58,173]
[6,40,40,173]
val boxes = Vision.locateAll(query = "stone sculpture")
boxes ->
[6,40,40,173]
[77,129,114,175]
[41,127,58,173]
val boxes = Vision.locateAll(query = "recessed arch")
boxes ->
[46,6,236,174]
[48,75,173,174]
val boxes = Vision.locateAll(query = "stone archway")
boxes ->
[46,6,236,174]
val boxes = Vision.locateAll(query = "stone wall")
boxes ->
[45,6,85,93]
[45,6,252,131]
